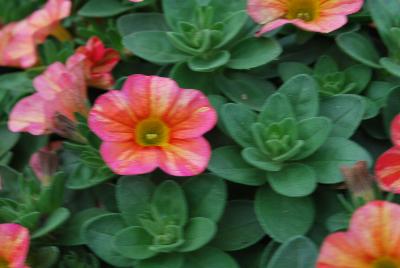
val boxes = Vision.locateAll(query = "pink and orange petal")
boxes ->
[89,74,217,177]
[247,0,364,34]
[317,201,400,268]
[0,223,30,268]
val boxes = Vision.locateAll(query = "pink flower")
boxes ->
[247,0,364,35]
[8,59,88,137]
[0,0,71,68]
[67,37,120,89]
[89,75,217,176]
[30,141,62,186]
[317,201,400,268]
[0,223,30,268]
[129,0,143,2]
[0,23,37,68]
[26,0,72,43]
[375,115,400,193]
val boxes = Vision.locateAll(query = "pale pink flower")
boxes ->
[8,59,88,137]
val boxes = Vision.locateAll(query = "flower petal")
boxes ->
[291,15,348,33]
[100,141,159,175]
[122,74,180,119]
[159,137,211,176]
[317,232,370,268]
[320,0,364,16]
[167,89,217,139]
[247,0,287,24]
[257,19,291,35]
[0,223,30,267]
[349,201,400,258]
[89,90,137,142]
[8,93,53,135]
[27,0,71,43]
[375,147,400,193]
[391,115,400,147]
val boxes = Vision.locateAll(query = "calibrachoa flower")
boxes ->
[30,141,62,186]
[0,223,30,268]
[375,115,400,193]
[317,201,400,268]
[0,0,71,68]
[67,36,120,89]
[247,0,364,35]
[8,58,88,137]
[26,0,72,43]
[89,74,217,176]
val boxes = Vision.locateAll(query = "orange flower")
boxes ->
[247,0,364,34]
[67,37,120,89]
[8,58,88,137]
[0,223,30,268]
[317,201,400,268]
[88,75,217,176]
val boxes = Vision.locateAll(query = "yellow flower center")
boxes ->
[0,258,9,268]
[373,258,400,268]
[136,118,170,146]
[286,0,319,22]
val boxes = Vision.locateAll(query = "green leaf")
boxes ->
[117,13,169,36]
[380,57,400,77]
[242,147,282,172]
[32,208,70,239]
[170,63,218,94]
[117,176,155,226]
[255,187,315,242]
[292,117,332,160]
[0,123,19,157]
[227,38,282,69]
[267,236,318,268]
[188,51,231,72]
[314,55,338,76]
[113,226,157,260]
[319,95,365,138]
[29,247,60,268]
[178,217,216,252]
[221,103,257,147]
[183,174,227,222]
[152,181,188,226]
[304,138,372,184]
[344,64,372,94]
[84,214,132,267]
[217,11,248,48]
[278,75,319,120]
[278,62,312,81]
[336,32,381,68]
[138,254,184,268]
[212,200,264,251]
[367,0,397,48]
[123,31,189,64]
[208,146,266,186]
[162,0,197,29]
[78,0,132,17]
[259,93,294,124]
[58,208,108,246]
[183,247,239,268]
[216,72,275,111]
[267,164,317,197]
